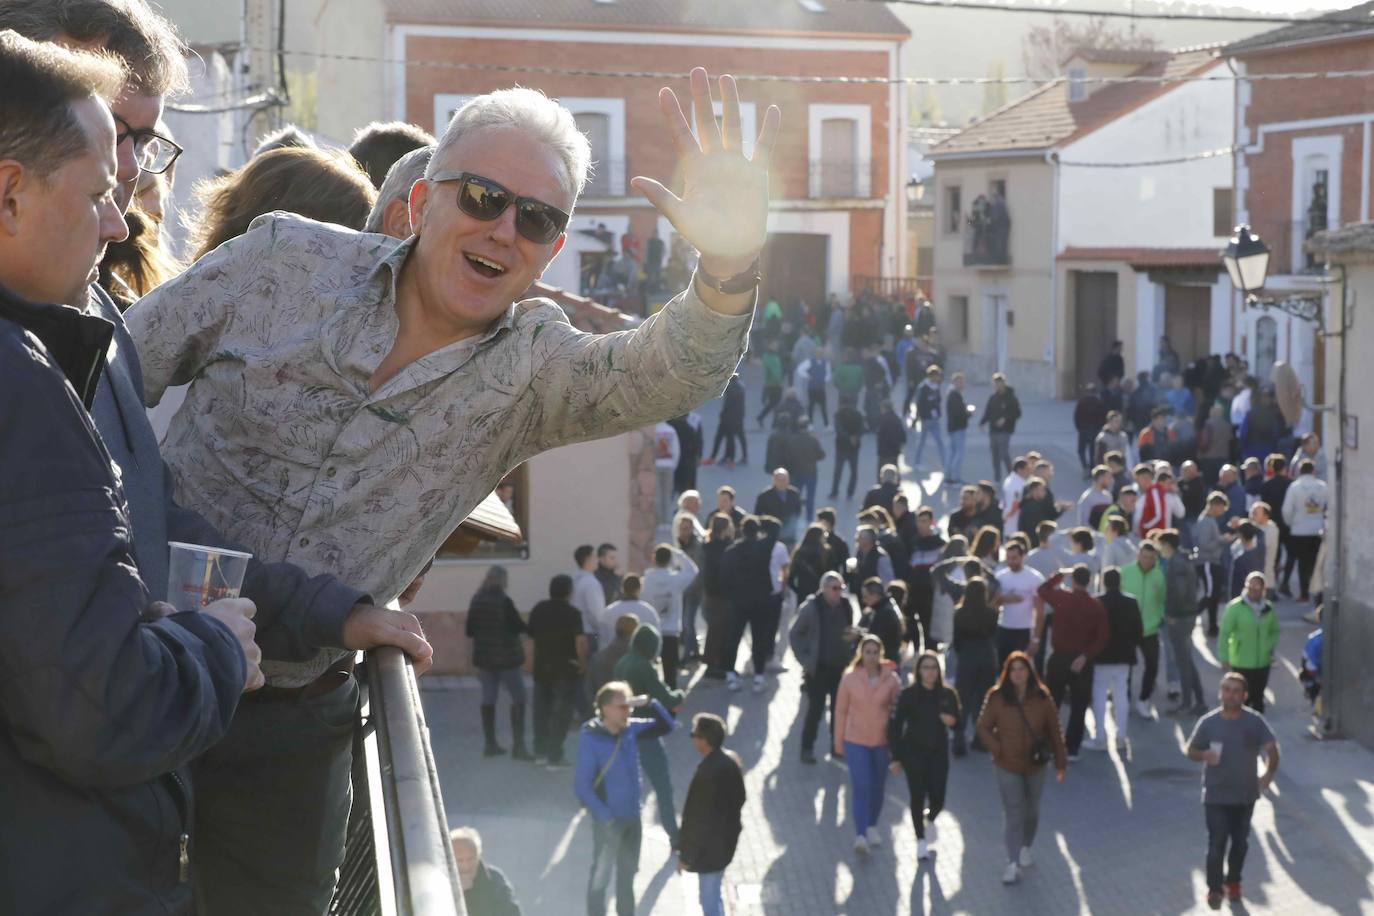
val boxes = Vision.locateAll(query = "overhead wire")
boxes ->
[858,0,1374,27]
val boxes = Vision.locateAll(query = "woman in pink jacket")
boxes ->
[834,634,903,855]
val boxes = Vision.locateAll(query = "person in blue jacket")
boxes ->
[574,681,675,916]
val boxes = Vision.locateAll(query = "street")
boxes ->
[423,364,1374,915]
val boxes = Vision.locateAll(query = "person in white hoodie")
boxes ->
[641,543,700,689]
[1281,460,1328,601]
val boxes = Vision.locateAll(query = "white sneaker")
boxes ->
[1132,700,1154,720]
[925,819,939,844]
[752,674,766,694]
[727,673,741,692]
[1019,846,1034,868]
[917,838,930,860]
[1002,861,1021,884]
[865,827,882,847]
[1081,737,1107,752]
[853,834,869,855]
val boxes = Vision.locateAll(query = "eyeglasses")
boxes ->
[113,114,182,175]
[427,170,569,244]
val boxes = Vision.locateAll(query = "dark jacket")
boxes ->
[889,683,961,757]
[463,861,522,916]
[466,586,526,670]
[1231,544,1266,597]
[527,598,584,682]
[1074,394,1107,434]
[612,625,685,711]
[862,481,901,513]
[1097,589,1144,665]
[722,537,775,607]
[1,289,246,914]
[876,411,907,457]
[702,538,732,597]
[980,387,1022,433]
[720,376,745,423]
[1163,552,1199,619]
[587,633,632,694]
[860,597,906,662]
[946,388,970,433]
[915,380,943,421]
[781,430,826,478]
[834,403,865,453]
[754,486,802,527]
[787,544,827,602]
[679,747,746,874]
[952,593,1000,646]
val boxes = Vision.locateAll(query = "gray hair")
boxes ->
[428,87,592,199]
[820,571,844,588]
[449,826,481,854]
[481,565,508,591]
[365,144,433,234]
[880,464,900,485]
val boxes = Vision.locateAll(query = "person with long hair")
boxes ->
[976,651,1067,884]
[950,574,999,757]
[788,523,830,605]
[833,634,901,854]
[187,145,376,260]
[700,512,735,680]
[466,565,532,759]
[889,651,960,860]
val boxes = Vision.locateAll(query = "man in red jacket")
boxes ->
[1134,463,1169,537]
[1036,565,1109,760]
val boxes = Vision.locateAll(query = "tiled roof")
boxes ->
[1068,47,1171,66]
[1060,246,1225,270]
[1224,2,1374,56]
[931,46,1223,158]
[384,0,908,36]
[462,493,522,543]
[527,281,641,334]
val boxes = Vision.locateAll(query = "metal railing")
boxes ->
[582,158,629,198]
[808,158,873,199]
[852,276,932,299]
[330,648,466,916]
[962,199,1011,268]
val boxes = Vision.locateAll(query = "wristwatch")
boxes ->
[694,257,763,295]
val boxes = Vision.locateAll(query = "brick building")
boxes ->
[381,0,909,308]
[1226,3,1374,411]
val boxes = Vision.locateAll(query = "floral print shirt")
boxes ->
[125,214,750,685]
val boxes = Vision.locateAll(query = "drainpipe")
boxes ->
[1323,264,1348,738]
[1045,149,1061,395]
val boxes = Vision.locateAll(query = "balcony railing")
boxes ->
[808,159,873,199]
[1247,219,1331,278]
[852,276,931,299]
[582,158,628,198]
[330,648,466,916]
[962,196,1011,268]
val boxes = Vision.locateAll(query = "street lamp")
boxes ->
[905,176,924,208]
[1222,224,1271,297]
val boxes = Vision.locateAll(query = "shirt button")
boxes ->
[326,467,337,478]
[299,537,311,547]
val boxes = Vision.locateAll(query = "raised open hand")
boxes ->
[632,68,781,282]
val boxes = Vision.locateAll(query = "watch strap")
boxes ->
[695,258,762,295]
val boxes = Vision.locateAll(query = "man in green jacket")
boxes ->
[1217,573,1281,713]
[1119,542,1166,720]
[612,624,684,845]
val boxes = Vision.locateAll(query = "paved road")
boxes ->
[423,364,1374,914]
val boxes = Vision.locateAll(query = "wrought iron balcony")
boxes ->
[808,158,873,199]
[962,195,1011,268]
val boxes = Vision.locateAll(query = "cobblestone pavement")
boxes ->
[423,364,1374,914]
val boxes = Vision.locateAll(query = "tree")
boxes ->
[1022,16,1160,82]
[982,59,1008,115]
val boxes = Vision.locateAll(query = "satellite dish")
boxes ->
[1272,360,1303,426]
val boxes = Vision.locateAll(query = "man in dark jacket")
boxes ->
[863,464,903,514]
[1074,384,1107,473]
[451,827,522,916]
[1097,340,1125,388]
[783,417,827,521]
[829,393,865,500]
[706,373,748,467]
[678,713,747,916]
[1085,568,1144,752]
[588,614,640,695]
[876,401,907,479]
[788,572,858,764]
[980,372,1022,483]
[754,468,803,545]
[0,34,262,912]
[721,517,777,689]
[527,575,588,768]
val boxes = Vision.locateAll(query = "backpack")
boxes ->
[807,358,828,392]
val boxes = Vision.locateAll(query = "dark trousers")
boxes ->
[757,384,783,424]
[1076,429,1095,470]
[194,675,358,916]
[1204,802,1255,892]
[661,635,681,690]
[702,593,730,674]
[902,747,949,838]
[1033,614,1052,674]
[831,445,859,498]
[1045,651,1093,754]
[908,573,934,649]
[588,817,641,916]
[996,626,1031,669]
[1199,563,1224,631]
[807,388,829,426]
[1137,633,1160,701]
[710,420,747,462]
[533,677,578,763]
[989,431,1014,483]
[1235,665,1270,713]
[800,663,845,753]
[1286,534,1321,597]
[727,598,776,676]
[954,638,998,746]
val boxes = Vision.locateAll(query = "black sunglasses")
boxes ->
[427,170,569,244]
[112,113,182,175]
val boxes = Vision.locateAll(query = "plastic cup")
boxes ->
[167,541,252,613]
[1209,740,1223,765]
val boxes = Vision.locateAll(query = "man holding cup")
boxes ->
[0,32,261,911]
[1185,671,1280,909]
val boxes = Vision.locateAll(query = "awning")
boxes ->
[458,492,522,544]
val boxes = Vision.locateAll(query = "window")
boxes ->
[989,178,1006,200]
[1213,187,1234,238]
[692,100,757,158]
[437,465,530,560]
[808,104,871,198]
[433,94,474,133]
[1067,66,1087,103]
[818,118,859,196]
[562,98,626,196]
[945,185,962,234]
[948,294,969,343]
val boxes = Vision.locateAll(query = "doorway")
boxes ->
[1164,284,1212,369]
[984,292,1009,373]
[761,233,828,310]
[1073,271,1119,391]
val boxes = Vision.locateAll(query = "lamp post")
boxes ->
[905,176,924,210]
[1222,224,1348,739]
